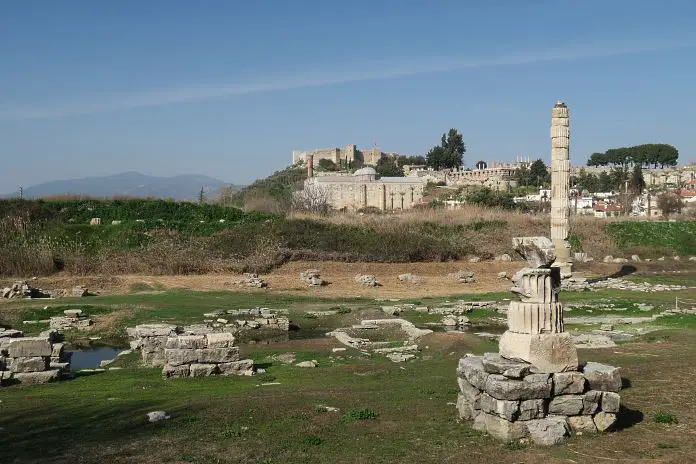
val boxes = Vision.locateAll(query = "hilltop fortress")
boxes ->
[292,144,403,167]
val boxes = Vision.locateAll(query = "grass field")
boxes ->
[2,278,696,463]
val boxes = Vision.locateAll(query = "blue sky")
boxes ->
[2,1,696,189]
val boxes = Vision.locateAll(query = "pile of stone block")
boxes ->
[457,354,622,444]
[355,274,380,287]
[0,330,71,386]
[162,332,253,378]
[49,309,92,330]
[202,308,290,332]
[2,281,51,299]
[300,269,326,286]
[127,324,180,367]
[237,273,268,288]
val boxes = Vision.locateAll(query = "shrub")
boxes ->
[303,435,323,446]
[342,408,378,421]
[653,411,678,424]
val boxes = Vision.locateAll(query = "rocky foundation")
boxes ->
[162,332,253,378]
[457,354,622,444]
[0,329,71,386]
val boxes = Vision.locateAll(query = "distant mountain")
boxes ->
[5,171,239,201]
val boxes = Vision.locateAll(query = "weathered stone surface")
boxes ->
[189,363,219,377]
[512,237,556,269]
[50,361,71,372]
[567,415,597,433]
[601,392,621,413]
[525,416,569,445]
[485,373,552,401]
[499,332,578,373]
[206,332,236,348]
[218,359,254,376]
[457,377,482,408]
[583,362,622,392]
[582,391,602,415]
[8,337,52,357]
[457,356,489,390]
[479,412,529,441]
[472,411,487,431]
[165,335,206,350]
[13,369,60,385]
[134,324,179,338]
[162,364,190,378]
[482,352,531,378]
[142,350,167,367]
[197,347,240,363]
[552,372,586,395]
[456,394,477,420]
[10,356,48,373]
[593,412,617,431]
[51,342,65,358]
[296,360,318,368]
[548,395,584,416]
[146,411,170,422]
[480,393,519,421]
[519,399,546,421]
[163,349,199,366]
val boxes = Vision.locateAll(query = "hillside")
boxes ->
[231,165,307,211]
[5,171,238,201]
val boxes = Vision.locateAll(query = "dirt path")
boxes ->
[4,260,529,299]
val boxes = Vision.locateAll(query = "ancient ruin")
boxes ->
[456,236,623,444]
[550,101,572,275]
[1,329,71,386]
[162,332,254,378]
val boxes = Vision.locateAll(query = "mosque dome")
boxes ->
[354,167,377,176]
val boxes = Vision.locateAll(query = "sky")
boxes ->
[2,0,696,189]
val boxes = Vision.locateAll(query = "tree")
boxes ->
[396,155,426,167]
[375,158,404,177]
[317,159,338,171]
[198,187,206,204]
[528,159,550,187]
[216,185,237,207]
[657,192,682,217]
[292,183,331,215]
[587,152,608,167]
[629,165,645,195]
[586,144,679,168]
[426,128,466,170]
[598,171,613,192]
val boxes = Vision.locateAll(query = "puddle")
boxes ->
[68,346,123,369]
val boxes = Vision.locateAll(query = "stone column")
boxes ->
[307,154,314,178]
[498,237,578,373]
[550,101,572,276]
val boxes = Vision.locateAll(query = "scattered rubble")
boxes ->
[398,273,423,283]
[146,411,170,423]
[300,269,326,287]
[448,270,476,284]
[49,309,93,331]
[355,274,381,287]
[442,315,471,330]
[562,277,688,292]
[1,281,94,299]
[235,273,268,288]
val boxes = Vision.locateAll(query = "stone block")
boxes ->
[601,392,621,413]
[499,332,578,373]
[478,412,529,441]
[8,337,52,357]
[582,391,602,415]
[553,372,586,395]
[10,356,48,373]
[481,352,531,378]
[480,393,519,421]
[457,356,489,390]
[51,342,65,358]
[583,362,622,392]
[593,411,617,432]
[163,349,199,366]
[13,369,60,385]
[567,415,597,433]
[548,395,584,416]
[0,355,7,370]
[218,359,254,376]
[525,416,569,445]
[457,377,482,408]
[456,394,477,420]
[197,347,240,364]
[142,350,167,368]
[189,363,219,377]
[162,364,190,378]
[170,335,207,350]
[206,332,236,348]
[485,373,551,401]
[519,399,546,421]
[134,324,179,338]
[50,361,71,373]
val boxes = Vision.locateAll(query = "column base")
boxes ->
[499,331,578,373]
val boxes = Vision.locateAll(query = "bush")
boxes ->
[653,411,678,424]
[342,408,378,421]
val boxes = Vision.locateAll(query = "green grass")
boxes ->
[607,220,696,255]
[653,411,679,424]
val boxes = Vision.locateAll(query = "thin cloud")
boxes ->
[0,41,691,120]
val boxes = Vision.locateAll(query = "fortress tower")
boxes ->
[550,101,572,275]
